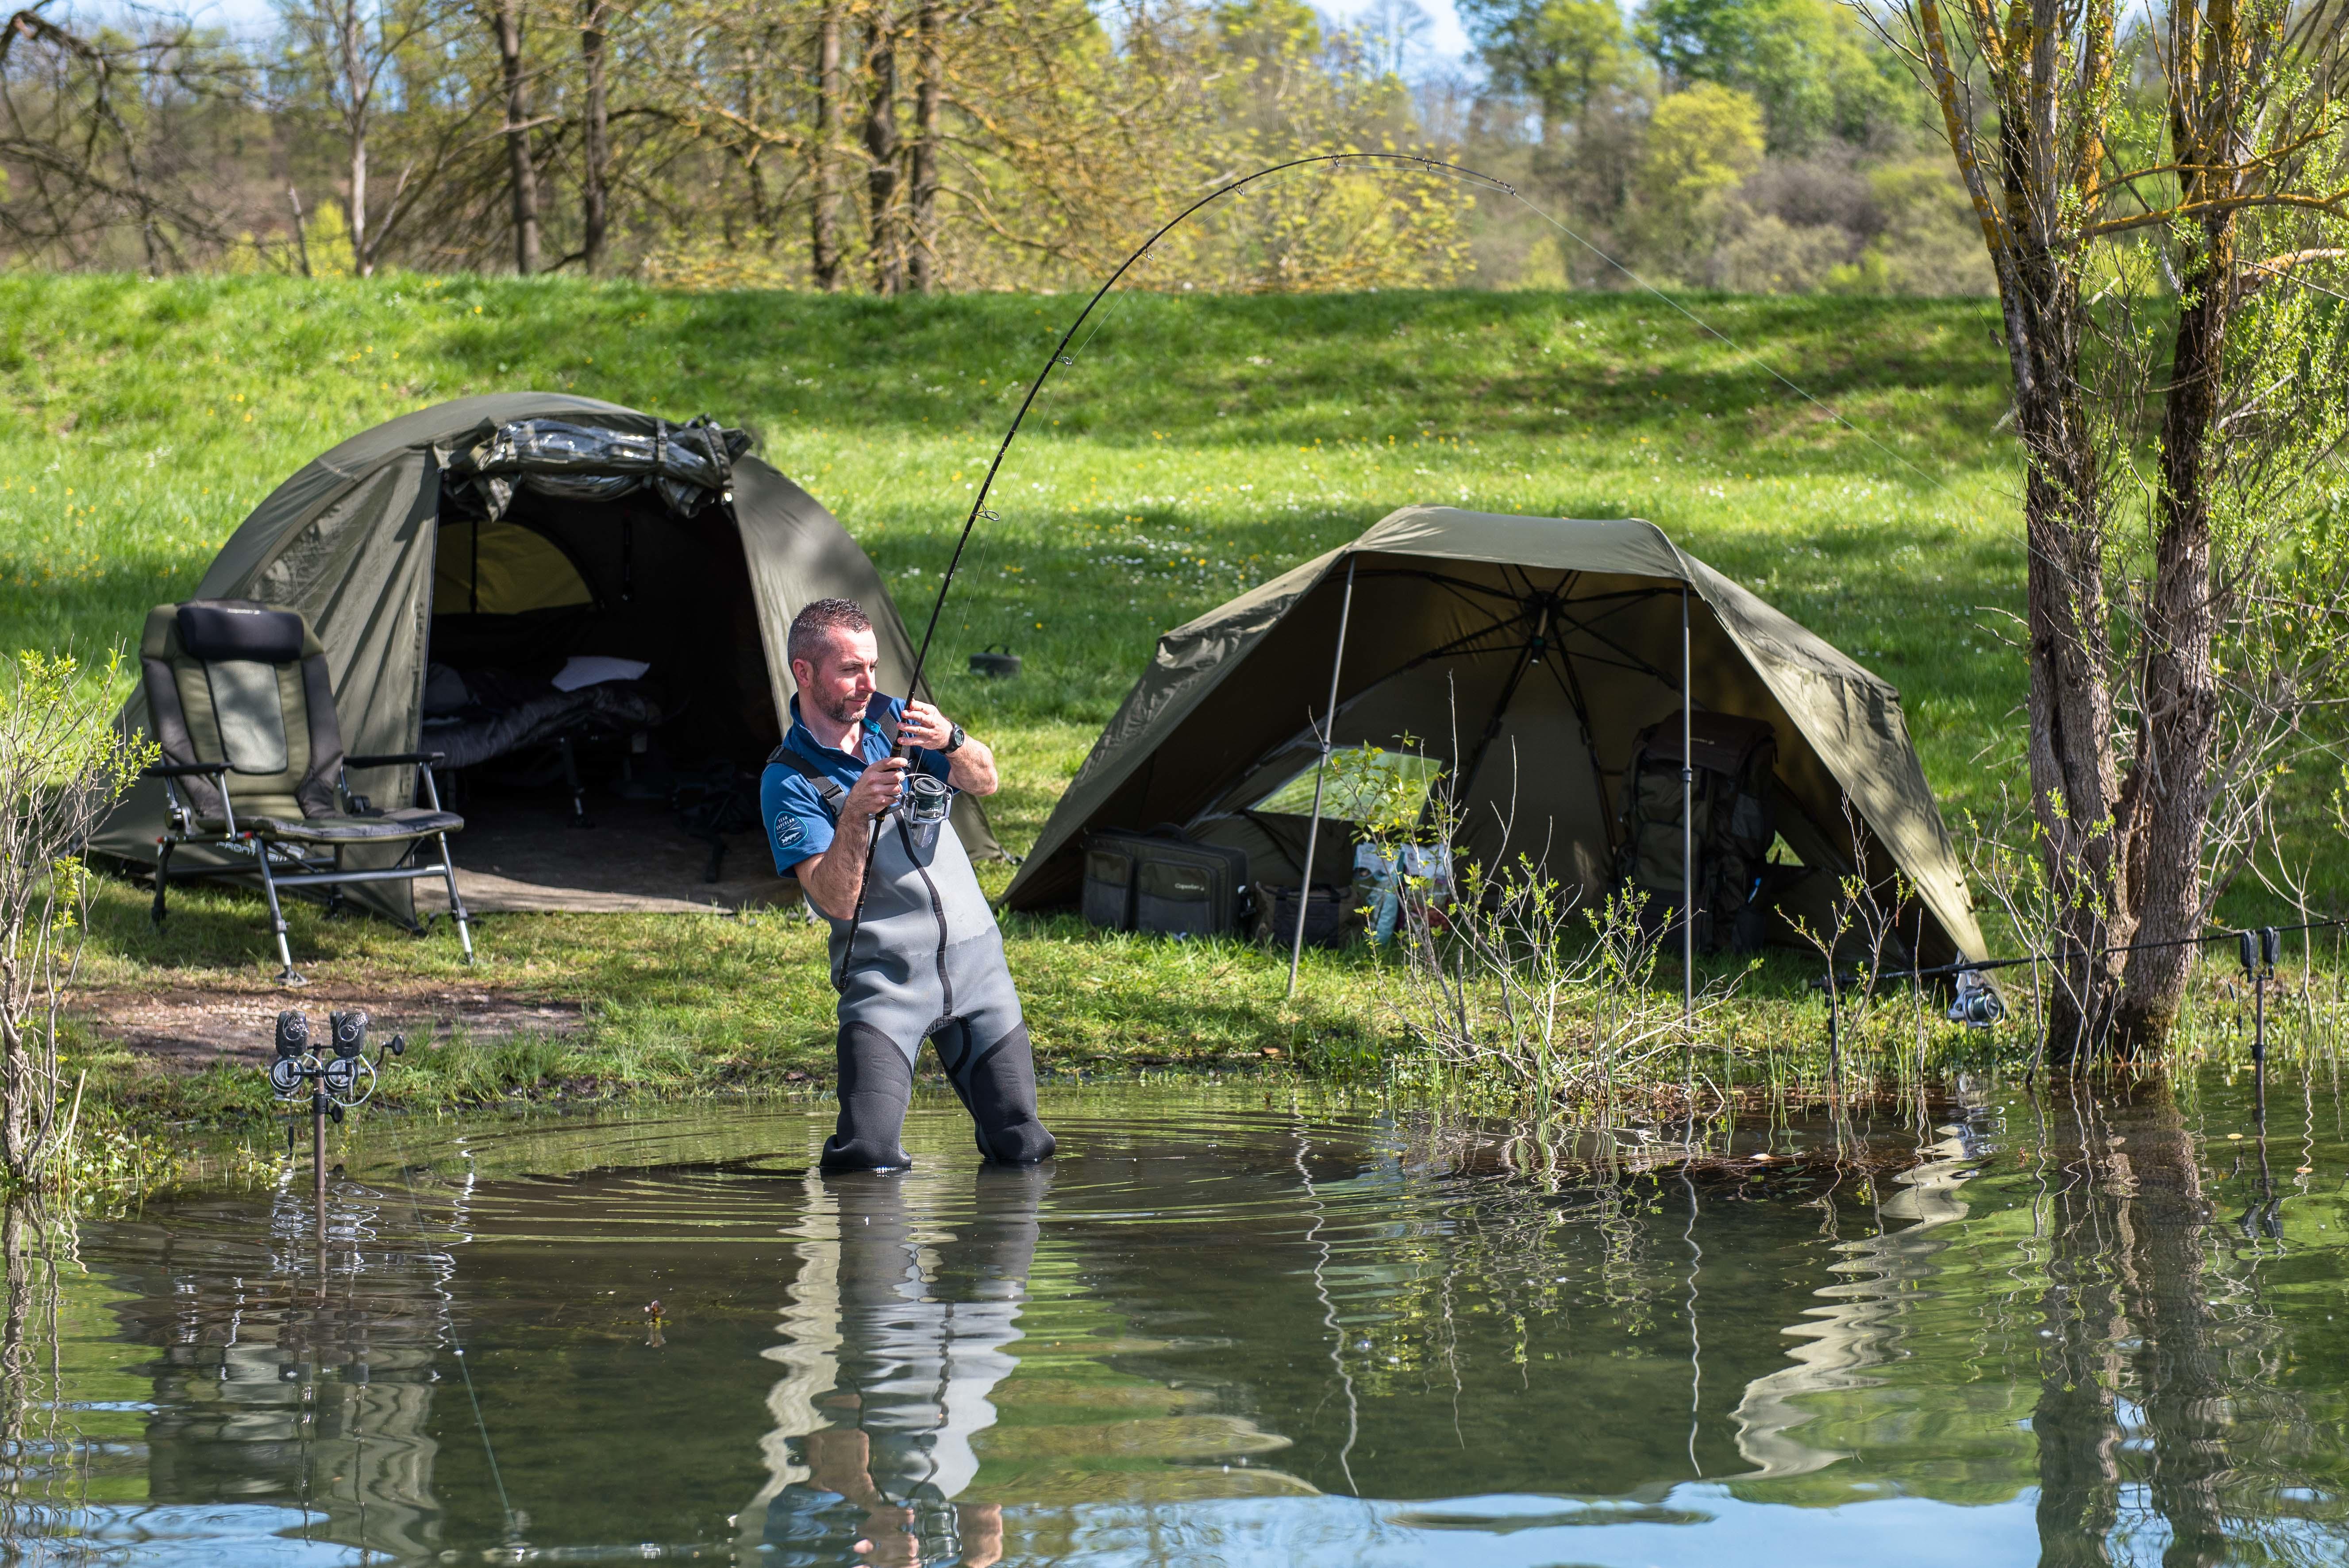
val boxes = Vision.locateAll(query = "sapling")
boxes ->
[0,652,150,1188]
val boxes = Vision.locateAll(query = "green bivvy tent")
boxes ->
[93,392,997,920]
[1002,506,1985,967]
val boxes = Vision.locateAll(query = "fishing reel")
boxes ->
[1947,970,2005,1029]
[901,771,953,828]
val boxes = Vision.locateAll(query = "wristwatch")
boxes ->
[941,722,967,755]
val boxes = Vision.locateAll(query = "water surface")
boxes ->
[8,1076,2349,1565]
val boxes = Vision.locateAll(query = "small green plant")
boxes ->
[0,651,152,1189]
[1361,739,1698,1119]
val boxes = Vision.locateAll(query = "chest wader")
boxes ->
[771,747,1055,1171]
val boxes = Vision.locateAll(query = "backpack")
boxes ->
[1616,712,1778,952]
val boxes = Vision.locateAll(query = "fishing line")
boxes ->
[839,150,1985,959]
[383,1123,519,1536]
[1502,196,1989,503]
[836,152,1514,966]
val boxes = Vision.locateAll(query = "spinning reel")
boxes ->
[900,771,953,828]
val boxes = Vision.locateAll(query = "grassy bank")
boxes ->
[4,273,2337,1130]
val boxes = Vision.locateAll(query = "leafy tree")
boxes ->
[1638,0,1896,153]
[1628,81,1763,266]
[1884,0,2349,1053]
[1458,0,1632,143]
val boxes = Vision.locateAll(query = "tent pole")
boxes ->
[1682,585,1694,1025]
[1289,558,1357,1001]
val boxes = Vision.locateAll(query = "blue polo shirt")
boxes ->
[762,695,953,878]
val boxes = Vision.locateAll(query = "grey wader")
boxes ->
[771,746,1055,1171]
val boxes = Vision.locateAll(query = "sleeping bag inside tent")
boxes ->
[94,392,998,919]
[1002,506,1985,968]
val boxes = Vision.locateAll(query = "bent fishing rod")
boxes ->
[834,151,1519,965]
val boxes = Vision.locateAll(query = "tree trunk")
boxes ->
[339,0,370,276]
[2112,0,2243,1051]
[862,10,902,296]
[811,0,843,289]
[579,0,611,273]
[908,0,940,292]
[1996,131,2129,1063]
[2112,243,2227,1050]
[491,0,542,275]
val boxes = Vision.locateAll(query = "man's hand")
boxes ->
[897,699,954,750]
[797,757,909,920]
[897,699,997,796]
[843,755,909,822]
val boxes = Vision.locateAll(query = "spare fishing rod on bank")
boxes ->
[834,152,1521,971]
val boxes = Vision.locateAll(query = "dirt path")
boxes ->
[72,982,591,1073]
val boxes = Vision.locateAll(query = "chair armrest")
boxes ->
[346,751,448,769]
[144,761,228,779]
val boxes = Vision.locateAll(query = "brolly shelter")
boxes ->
[1003,506,1984,968]
[96,393,997,921]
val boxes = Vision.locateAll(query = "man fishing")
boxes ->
[762,597,1055,1171]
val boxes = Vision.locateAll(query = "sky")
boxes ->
[1321,0,1476,68]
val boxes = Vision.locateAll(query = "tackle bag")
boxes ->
[1615,712,1778,952]
[1253,882,1355,952]
[1081,826,1248,938]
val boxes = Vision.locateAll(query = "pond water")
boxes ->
[8,1075,2349,1566]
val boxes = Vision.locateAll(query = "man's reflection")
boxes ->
[745,1164,1048,1566]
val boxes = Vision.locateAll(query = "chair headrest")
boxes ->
[177,601,306,664]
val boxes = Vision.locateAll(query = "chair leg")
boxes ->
[253,845,304,987]
[436,832,476,966]
[559,735,592,828]
[150,841,174,927]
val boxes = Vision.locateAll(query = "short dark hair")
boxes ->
[788,597,873,670]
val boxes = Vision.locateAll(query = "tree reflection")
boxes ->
[2033,1084,2231,1566]
[0,1199,75,1555]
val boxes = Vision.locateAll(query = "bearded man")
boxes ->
[761,597,1055,1171]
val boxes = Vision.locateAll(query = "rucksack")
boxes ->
[1616,712,1778,952]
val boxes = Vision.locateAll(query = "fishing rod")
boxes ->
[835,151,1518,966]
[897,151,1516,702]
[1825,915,2349,988]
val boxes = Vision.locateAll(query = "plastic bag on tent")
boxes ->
[446,417,753,519]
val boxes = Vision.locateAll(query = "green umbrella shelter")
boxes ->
[1003,506,1984,970]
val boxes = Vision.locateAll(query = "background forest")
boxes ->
[0,0,1992,294]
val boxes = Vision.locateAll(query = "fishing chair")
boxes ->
[140,599,474,985]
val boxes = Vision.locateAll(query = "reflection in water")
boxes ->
[6,1079,2349,1565]
[741,1168,1048,1565]
[2032,1086,2241,1568]
[1731,1123,1984,1479]
[0,1201,78,1554]
[129,1181,450,1560]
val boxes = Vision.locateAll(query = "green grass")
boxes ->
[3,272,2334,1129]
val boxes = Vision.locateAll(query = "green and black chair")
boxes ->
[140,599,474,984]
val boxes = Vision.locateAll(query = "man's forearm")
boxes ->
[801,811,876,919]
[947,738,997,796]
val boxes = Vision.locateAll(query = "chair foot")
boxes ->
[151,844,174,927]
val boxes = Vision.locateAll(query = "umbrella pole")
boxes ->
[1682,586,1693,1025]
[1289,559,1357,1001]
